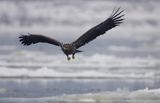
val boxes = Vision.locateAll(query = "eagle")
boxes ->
[19,8,124,60]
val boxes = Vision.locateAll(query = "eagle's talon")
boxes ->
[72,55,75,59]
[67,56,71,60]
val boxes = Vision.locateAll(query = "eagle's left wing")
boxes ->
[72,8,124,49]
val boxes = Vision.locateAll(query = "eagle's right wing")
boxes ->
[19,33,62,46]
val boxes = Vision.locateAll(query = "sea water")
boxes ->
[0,0,160,103]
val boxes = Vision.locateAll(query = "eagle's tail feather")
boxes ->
[75,50,83,53]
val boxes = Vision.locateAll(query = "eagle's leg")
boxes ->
[67,55,71,60]
[72,54,75,59]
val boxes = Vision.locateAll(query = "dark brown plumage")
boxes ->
[19,8,124,60]
[19,34,61,46]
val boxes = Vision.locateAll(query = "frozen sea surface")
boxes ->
[0,0,160,103]
[0,79,160,103]
[0,51,159,79]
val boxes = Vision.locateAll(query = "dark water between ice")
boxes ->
[0,0,160,102]
[0,78,159,98]
[0,78,160,103]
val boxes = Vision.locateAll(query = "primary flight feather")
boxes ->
[19,8,124,60]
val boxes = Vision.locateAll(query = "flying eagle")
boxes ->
[19,8,124,60]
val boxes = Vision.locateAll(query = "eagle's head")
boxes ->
[62,44,71,50]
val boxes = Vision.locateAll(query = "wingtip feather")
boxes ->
[110,7,125,26]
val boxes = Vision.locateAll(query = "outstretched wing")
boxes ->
[19,33,62,46]
[72,8,124,49]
